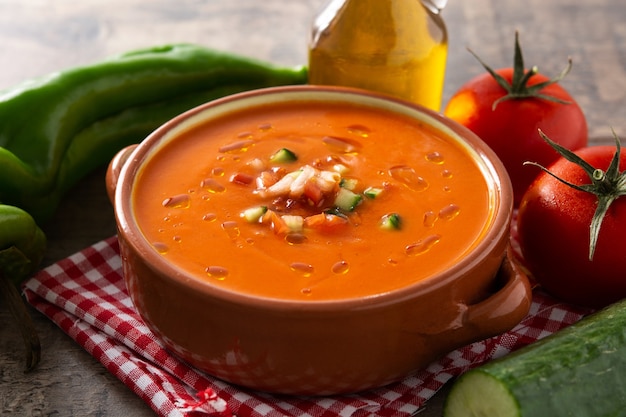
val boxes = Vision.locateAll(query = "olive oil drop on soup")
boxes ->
[132,101,493,301]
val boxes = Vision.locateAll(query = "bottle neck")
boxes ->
[311,0,447,47]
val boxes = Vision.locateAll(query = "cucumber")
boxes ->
[281,214,304,233]
[334,187,362,212]
[270,148,297,163]
[380,213,401,230]
[339,177,358,190]
[364,186,384,199]
[443,299,626,417]
[241,206,267,223]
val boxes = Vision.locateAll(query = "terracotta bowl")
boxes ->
[106,85,531,396]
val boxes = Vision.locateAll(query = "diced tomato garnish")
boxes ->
[304,213,349,233]
[261,210,291,236]
[303,179,325,206]
[230,172,254,185]
[256,171,277,189]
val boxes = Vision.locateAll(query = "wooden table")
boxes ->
[1,0,625,415]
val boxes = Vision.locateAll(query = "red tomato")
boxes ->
[445,68,588,206]
[517,145,626,308]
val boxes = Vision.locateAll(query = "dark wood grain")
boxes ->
[1,0,625,415]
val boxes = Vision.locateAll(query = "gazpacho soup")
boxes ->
[132,98,494,301]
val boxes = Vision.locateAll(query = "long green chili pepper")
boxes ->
[0,203,46,371]
[0,43,308,222]
[0,44,307,371]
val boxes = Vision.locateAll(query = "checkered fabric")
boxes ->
[22,235,592,417]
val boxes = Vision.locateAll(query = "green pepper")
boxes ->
[0,204,46,283]
[0,43,308,223]
[0,203,46,371]
[0,44,306,370]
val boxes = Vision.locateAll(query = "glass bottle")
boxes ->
[308,0,448,111]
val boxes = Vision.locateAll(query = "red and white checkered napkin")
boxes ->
[22,236,592,417]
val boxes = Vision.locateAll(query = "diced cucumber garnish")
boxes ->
[339,177,358,190]
[324,207,348,219]
[364,186,383,199]
[281,215,304,232]
[241,206,267,223]
[380,213,401,230]
[334,188,362,212]
[270,148,297,163]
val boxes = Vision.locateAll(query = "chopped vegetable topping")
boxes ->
[333,163,350,175]
[257,165,340,199]
[245,150,404,239]
[334,188,362,212]
[380,213,402,230]
[303,180,324,206]
[260,210,291,235]
[230,172,254,185]
[281,215,304,232]
[270,148,298,163]
[339,177,358,190]
[364,186,383,199]
[247,157,266,171]
[304,212,349,233]
[241,206,267,223]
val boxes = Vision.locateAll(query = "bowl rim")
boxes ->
[114,85,513,312]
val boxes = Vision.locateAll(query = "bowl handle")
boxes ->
[105,144,138,206]
[461,246,533,341]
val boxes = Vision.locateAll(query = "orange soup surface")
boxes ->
[133,101,493,301]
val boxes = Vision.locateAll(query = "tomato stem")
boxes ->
[468,31,573,110]
[593,169,605,182]
[525,129,626,260]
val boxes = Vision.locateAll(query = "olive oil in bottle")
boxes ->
[308,0,448,111]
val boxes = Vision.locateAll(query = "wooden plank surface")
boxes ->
[1,0,625,415]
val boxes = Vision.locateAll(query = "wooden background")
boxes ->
[1,0,625,415]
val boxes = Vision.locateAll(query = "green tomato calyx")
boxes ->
[469,31,573,110]
[525,130,626,261]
